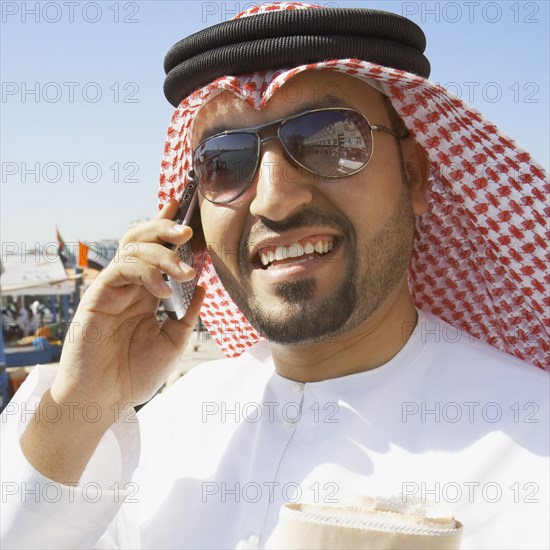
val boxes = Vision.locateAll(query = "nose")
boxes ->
[248,140,314,221]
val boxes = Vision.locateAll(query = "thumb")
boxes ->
[159,285,206,350]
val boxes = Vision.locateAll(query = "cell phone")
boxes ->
[161,181,203,320]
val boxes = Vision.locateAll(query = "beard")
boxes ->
[209,185,415,345]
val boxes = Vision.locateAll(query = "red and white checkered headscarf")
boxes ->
[159,2,549,371]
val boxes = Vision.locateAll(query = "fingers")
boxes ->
[98,199,201,299]
[122,217,193,249]
[104,242,196,297]
[119,198,196,249]
[118,242,194,279]
[160,286,206,349]
[153,198,180,221]
[101,262,171,299]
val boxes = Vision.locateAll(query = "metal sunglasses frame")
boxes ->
[191,107,408,205]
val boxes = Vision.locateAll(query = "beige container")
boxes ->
[276,500,463,549]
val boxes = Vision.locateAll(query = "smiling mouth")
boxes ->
[256,237,337,270]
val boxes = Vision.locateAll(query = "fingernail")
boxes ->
[179,261,194,275]
[173,224,186,233]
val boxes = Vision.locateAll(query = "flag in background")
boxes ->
[57,227,113,271]
[56,226,75,267]
[78,241,89,268]
[81,241,111,271]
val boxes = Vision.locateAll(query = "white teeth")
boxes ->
[258,239,335,267]
[275,246,286,261]
[288,243,304,258]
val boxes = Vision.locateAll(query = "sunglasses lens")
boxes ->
[192,109,375,204]
[280,110,372,177]
[193,133,258,203]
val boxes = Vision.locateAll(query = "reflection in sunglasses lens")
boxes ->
[194,110,373,203]
[281,110,371,177]
[195,133,257,203]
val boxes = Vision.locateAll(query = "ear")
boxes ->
[401,138,430,216]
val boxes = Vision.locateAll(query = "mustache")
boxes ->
[242,208,353,258]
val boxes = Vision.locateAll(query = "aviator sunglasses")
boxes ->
[191,107,407,204]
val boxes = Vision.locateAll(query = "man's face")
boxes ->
[192,71,418,345]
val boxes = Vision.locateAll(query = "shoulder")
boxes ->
[415,309,547,379]
[411,310,548,424]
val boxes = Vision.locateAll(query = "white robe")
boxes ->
[1,310,548,549]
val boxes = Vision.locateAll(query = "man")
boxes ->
[1,3,548,549]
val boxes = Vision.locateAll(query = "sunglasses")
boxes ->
[191,107,406,205]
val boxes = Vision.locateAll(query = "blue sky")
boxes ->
[1,0,548,247]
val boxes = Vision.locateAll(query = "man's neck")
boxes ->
[269,281,418,383]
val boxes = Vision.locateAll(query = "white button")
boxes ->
[292,382,304,393]
[236,534,260,549]
[248,534,260,545]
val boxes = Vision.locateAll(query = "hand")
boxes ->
[50,199,205,411]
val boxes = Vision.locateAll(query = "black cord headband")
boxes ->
[164,8,431,107]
